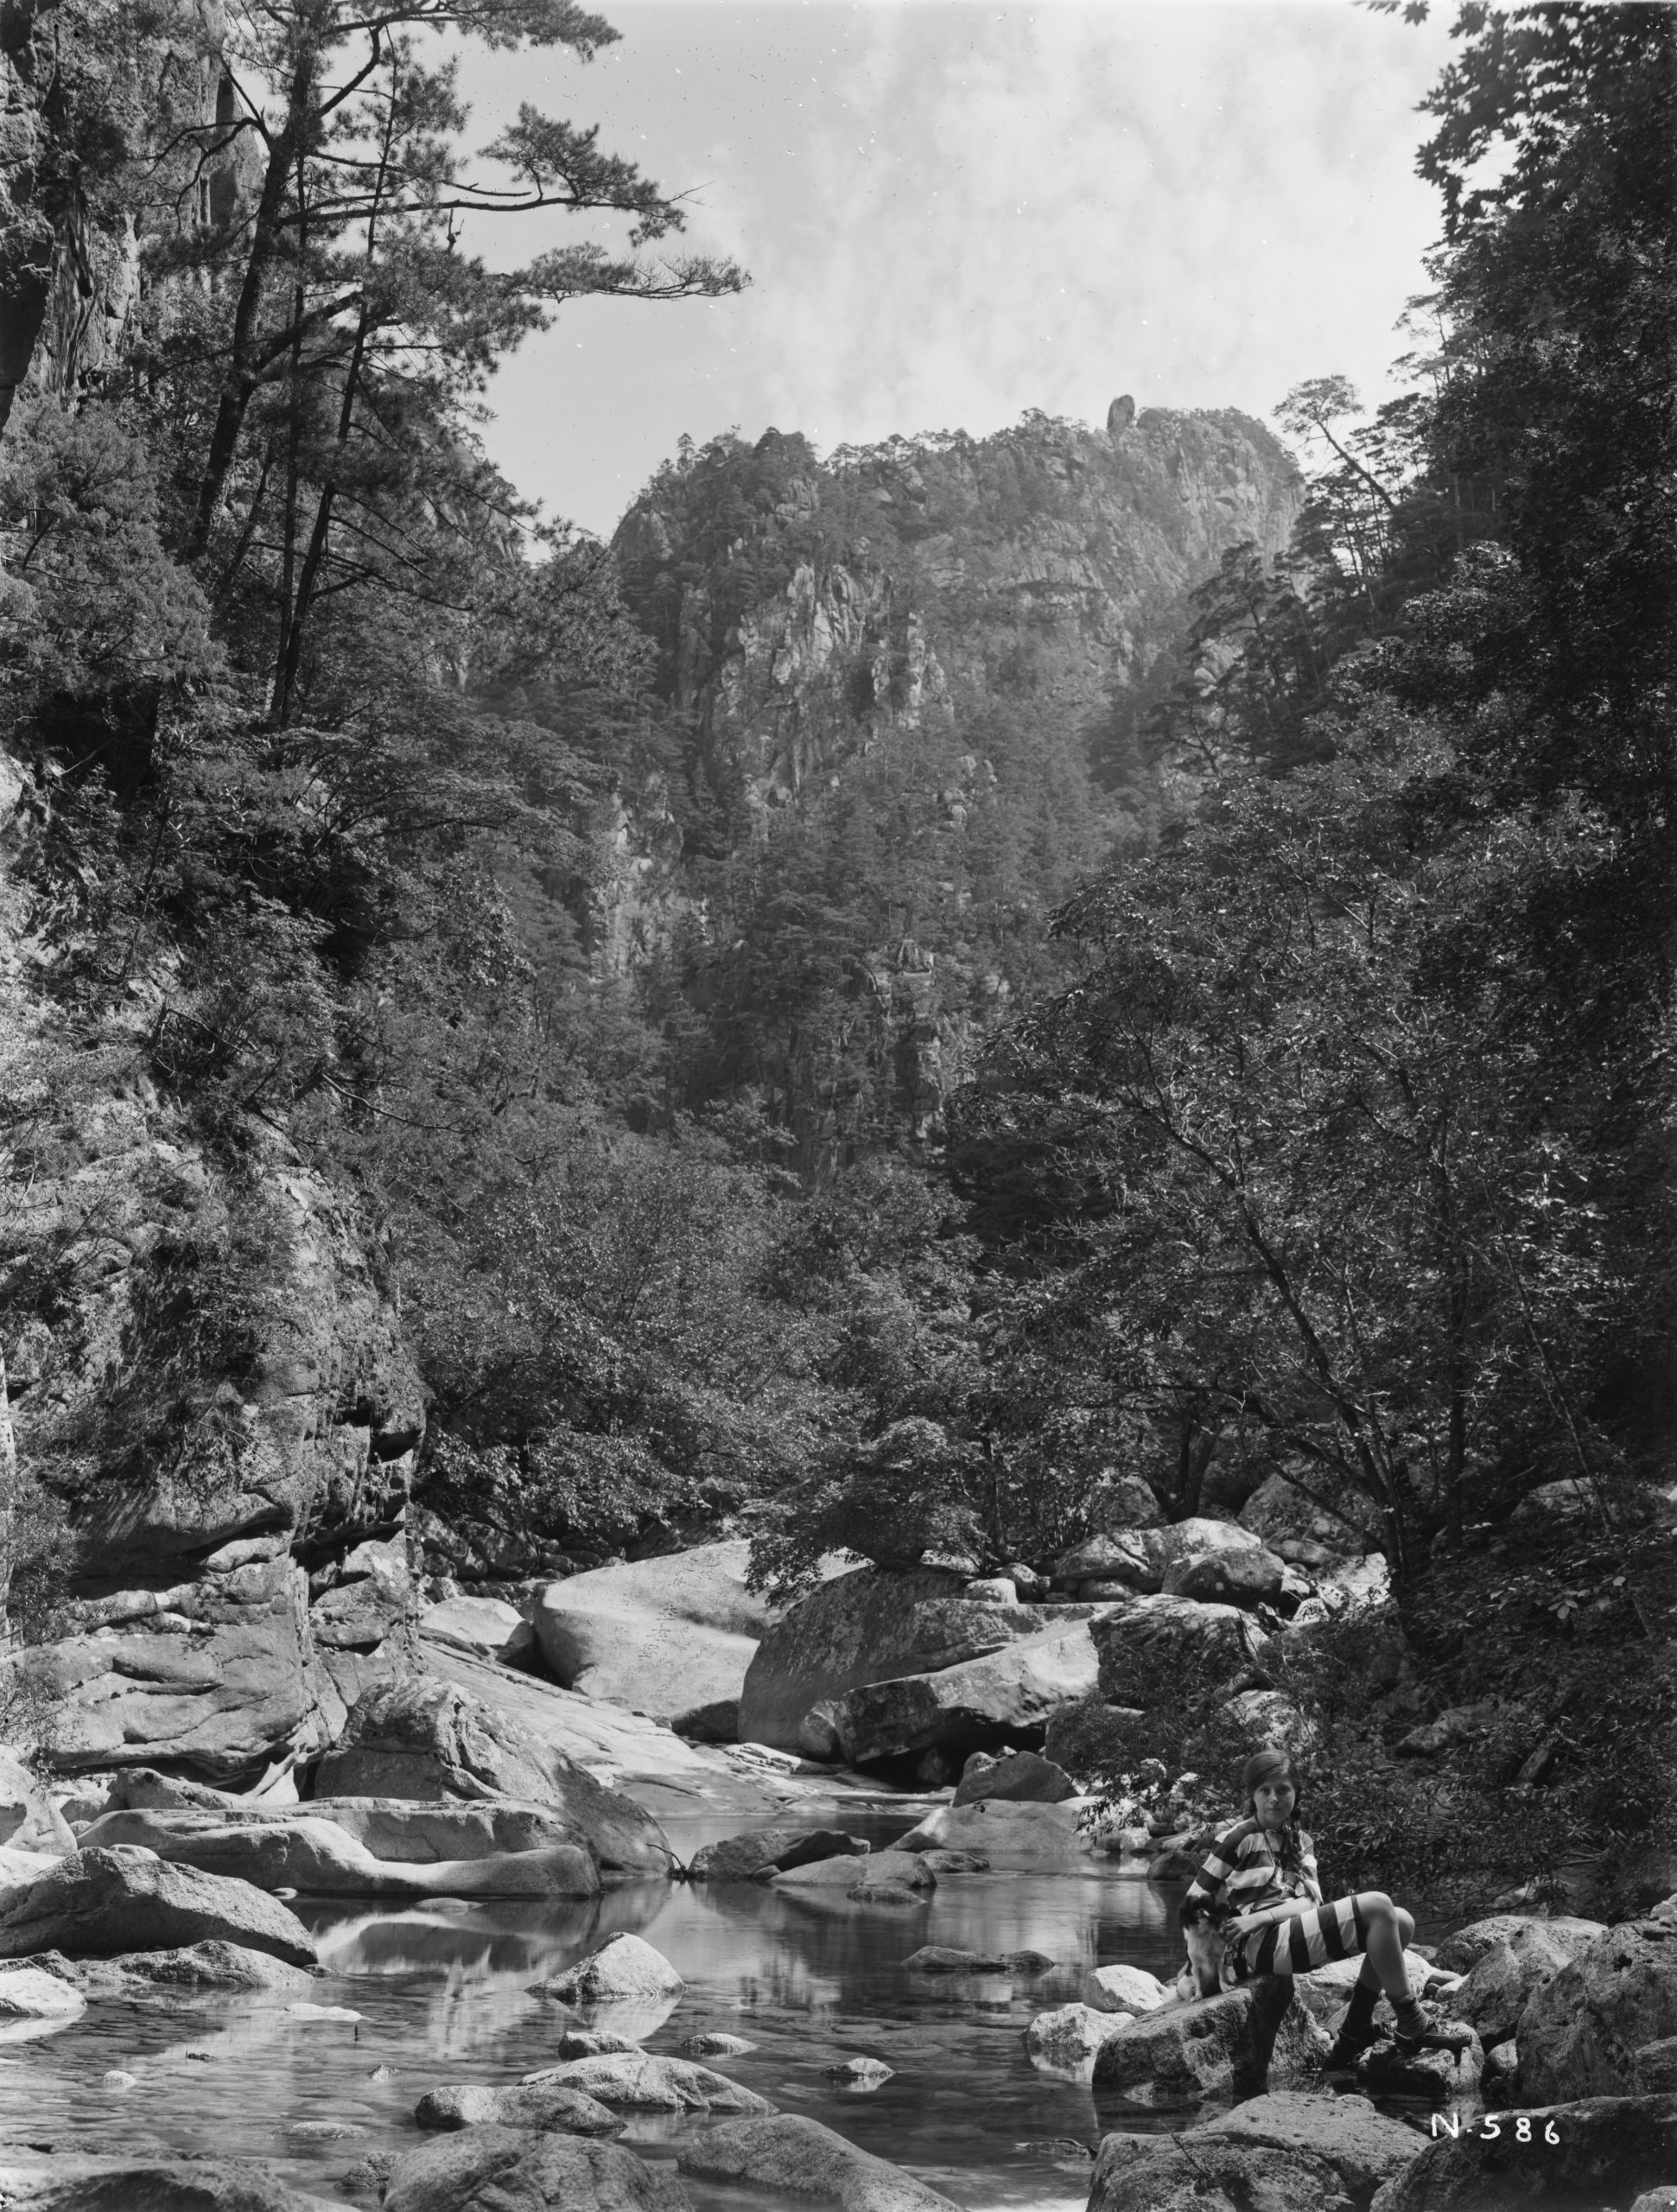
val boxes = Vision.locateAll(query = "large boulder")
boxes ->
[1084,1472,1166,1528]
[1086,1963,1171,2014]
[1518,1921,1677,2102]
[1194,2091,1426,2198]
[1093,1593,1270,1700]
[677,2113,963,2209]
[832,1622,1101,1764]
[771,1850,933,1899]
[1091,1978,1330,2102]
[952,1749,1077,1806]
[536,1933,683,2006]
[421,1593,537,1668]
[1163,1548,1286,1609]
[0,1846,316,1964]
[1433,1913,1607,1976]
[1053,1531,1159,1593]
[311,1677,671,1874]
[73,1808,600,1897]
[522,2052,774,2114]
[384,2126,693,2212]
[891,1800,1105,1872]
[738,1567,1092,1751]
[687,1828,867,1882]
[534,1541,775,1719]
[1449,1921,1604,2049]
[1368,2093,1677,2212]
[415,2082,623,2134]
[1090,2089,1424,2212]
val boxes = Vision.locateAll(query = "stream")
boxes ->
[0,1798,1457,2208]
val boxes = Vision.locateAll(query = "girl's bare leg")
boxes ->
[1353,1892,1415,1999]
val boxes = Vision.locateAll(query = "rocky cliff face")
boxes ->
[605,408,1301,1165]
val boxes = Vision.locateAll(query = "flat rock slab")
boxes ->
[1368,2092,1677,2210]
[414,2082,625,2133]
[384,2125,693,2212]
[535,1934,683,2005]
[905,1947,1053,1974]
[0,1847,316,1966]
[520,2052,774,2114]
[677,2113,964,2210]
[0,2154,336,2209]
[687,1828,867,1882]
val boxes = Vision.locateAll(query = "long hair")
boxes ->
[1243,1746,1305,1875]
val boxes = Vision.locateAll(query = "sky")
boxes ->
[453,1,1462,538]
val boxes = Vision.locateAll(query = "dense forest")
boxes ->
[1,0,1673,1904]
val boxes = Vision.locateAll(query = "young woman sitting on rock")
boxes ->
[1178,1746,1471,2065]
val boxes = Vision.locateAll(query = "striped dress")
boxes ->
[1184,1816,1368,1982]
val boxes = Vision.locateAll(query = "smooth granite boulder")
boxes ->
[420,1593,538,1668]
[677,2113,963,2210]
[521,2052,775,2114]
[1367,2093,1677,2211]
[414,2082,624,2133]
[1163,1547,1287,1610]
[0,1752,75,1859]
[1085,1963,1172,2013]
[384,2126,693,2212]
[0,1847,315,1964]
[534,1934,684,2006]
[1026,2002,1134,2069]
[772,1850,933,1900]
[534,1541,774,1719]
[1090,1978,1329,2103]
[687,1827,867,1883]
[833,1624,1101,1764]
[73,1808,600,1897]
[952,1749,1077,1806]
[1518,1921,1677,2102]
[0,1963,86,2021]
[311,1677,671,1874]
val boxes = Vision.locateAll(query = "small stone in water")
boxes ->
[678,2031,756,2058]
[286,2002,364,2022]
[1018,2138,1094,2168]
[827,2056,892,2084]
[185,2051,213,2063]
[274,1887,299,1901]
[102,2070,137,2091]
[288,2120,368,2141]
[368,2064,399,2081]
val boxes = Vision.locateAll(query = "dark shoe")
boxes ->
[1323,2024,1381,2069]
[1389,1996,1474,2051]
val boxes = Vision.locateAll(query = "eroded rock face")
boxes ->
[676,2113,964,2210]
[0,1846,316,1964]
[1518,1922,1677,2103]
[384,2125,695,2212]
[311,1677,671,1876]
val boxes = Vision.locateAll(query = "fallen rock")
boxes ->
[420,1593,537,1669]
[534,1541,775,1720]
[536,1933,683,2006]
[1368,2092,1677,2212]
[774,1849,933,1902]
[1026,2003,1134,2069]
[739,1566,1087,1751]
[0,1847,315,1965]
[677,2113,963,2209]
[677,2031,755,2057]
[1433,1913,1606,1976]
[951,1749,1076,1806]
[1164,1547,1286,1610]
[384,2126,694,2212]
[1089,2086,1424,2212]
[414,2082,625,2133]
[73,1808,600,1898]
[522,2052,775,2114]
[1448,1921,1599,2049]
[1085,1962,1170,2014]
[890,1799,1103,1872]
[311,1677,671,1875]
[834,1624,1102,1764]
[1091,1978,1329,2102]
[1519,1920,1677,2101]
[905,1946,1053,1974]
[687,1828,867,1883]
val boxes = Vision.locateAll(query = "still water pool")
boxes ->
[0,1800,1443,2208]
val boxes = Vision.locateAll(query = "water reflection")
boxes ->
[2,1803,1189,2211]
